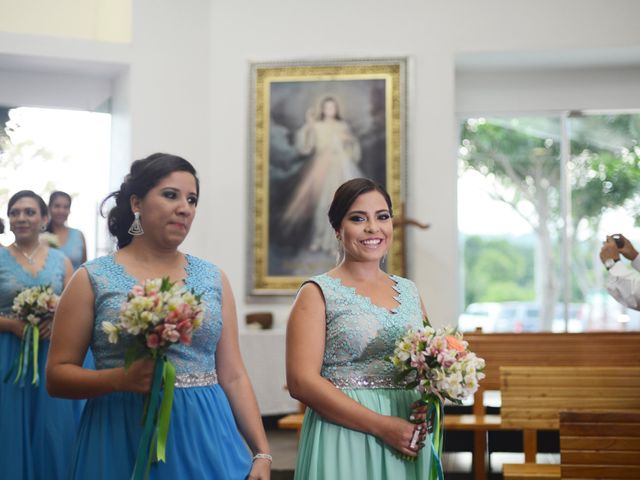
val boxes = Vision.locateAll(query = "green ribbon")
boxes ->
[131,356,177,480]
[427,397,445,480]
[31,325,40,385]
[4,324,41,387]
[156,359,176,462]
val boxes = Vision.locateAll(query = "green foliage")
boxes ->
[463,235,534,306]
[459,114,640,310]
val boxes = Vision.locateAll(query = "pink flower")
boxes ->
[132,285,145,296]
[147,333,160,349]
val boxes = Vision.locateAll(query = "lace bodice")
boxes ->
[0,247,66,315]
[307,274,424,389]
[84,254,222,379]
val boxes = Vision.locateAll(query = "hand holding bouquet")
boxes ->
[4,285,59,386]
[388,317,485,478]
[101,277,204,480]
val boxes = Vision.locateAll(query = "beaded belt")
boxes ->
[329,375,397,389]
[175,371,218,388]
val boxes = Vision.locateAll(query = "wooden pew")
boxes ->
[560,410,640,479]
[445,331,640,480]
[500,366,640,480]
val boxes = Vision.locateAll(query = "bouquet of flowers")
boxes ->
[5,285,59,386]
[101,277,204,480]
[388,316,485,478]
[39,232,61,248]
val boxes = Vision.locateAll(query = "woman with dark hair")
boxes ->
[0,190,78,480]
[47,191,87,270]
[286,178,433,479]
[47,153,271,479]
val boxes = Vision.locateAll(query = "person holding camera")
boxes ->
[600,234,640,310]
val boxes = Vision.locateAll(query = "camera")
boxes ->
[612,234,624,249]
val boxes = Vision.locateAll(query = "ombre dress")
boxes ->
[0,247,80,480]
[58,227,84,271]
[294,273,433,480]
[69,254,252,480]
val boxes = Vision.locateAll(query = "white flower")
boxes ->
[101,321,120,343]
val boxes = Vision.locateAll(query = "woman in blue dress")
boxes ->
[0,190,77,480]
[286,178,433,479]
[46,191,87,270]
[47,153,271,480]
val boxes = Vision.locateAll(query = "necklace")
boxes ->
[12,243,42,265]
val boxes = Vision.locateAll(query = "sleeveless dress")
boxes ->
[294,273,433,480]
[69,254,252,479]
[0,247,81,480]
[58,227,84,270]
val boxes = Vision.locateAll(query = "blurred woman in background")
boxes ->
[0,190,79,480]
[47,191,87,270]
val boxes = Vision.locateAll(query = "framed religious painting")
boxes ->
[249,57,407,295]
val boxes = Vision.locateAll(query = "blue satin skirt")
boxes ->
[69,383,252,479]
[0,332,83,480]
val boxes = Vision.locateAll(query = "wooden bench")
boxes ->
[501,366,640,480]
[560,410,640,479]
[445,331,640,480]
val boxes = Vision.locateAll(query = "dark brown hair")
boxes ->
[101,153,199,248]
[328,178,392,231]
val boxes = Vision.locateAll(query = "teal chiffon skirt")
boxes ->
[294,388,433,480]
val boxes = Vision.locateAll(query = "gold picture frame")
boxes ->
[249,58,407,295]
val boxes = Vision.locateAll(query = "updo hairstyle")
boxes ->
[7,190,48,217]
[327,178,393,232]
[101,153,199,249]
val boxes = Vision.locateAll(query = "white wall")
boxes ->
[1,0,640,328]
[204,0,640,326]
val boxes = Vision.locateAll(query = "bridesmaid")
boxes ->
[47,153,271,479]
[0,190,77,480]
[46,191,87,270]
[286,178,433,479]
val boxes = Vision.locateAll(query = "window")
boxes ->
[458,112,640,332]
[0,106,112,258]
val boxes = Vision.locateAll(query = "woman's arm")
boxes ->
[46,268,154,399]
[215,270,270,478]
[286,283,420,457]
[0,314,23,337]
[62,256,73,287]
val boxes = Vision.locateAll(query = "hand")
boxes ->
[117,357,155,394]
[247,458,271,479]
[410,400,433,434]
[600,238,620,264]
[38,318,53,341]
[375,415,426,457]
[615,234,639,261]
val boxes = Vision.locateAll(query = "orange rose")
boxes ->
[445,335,465,352]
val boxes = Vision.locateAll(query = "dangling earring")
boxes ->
[381,253,387,267]
[128,212,144,236]
[335,239,344,265]
[40,224,47,232]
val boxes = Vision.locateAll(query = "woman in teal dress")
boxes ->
[0,190,77,480]
[286,178,433,480]
[47,153,271,479]
[47,191,87,270]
